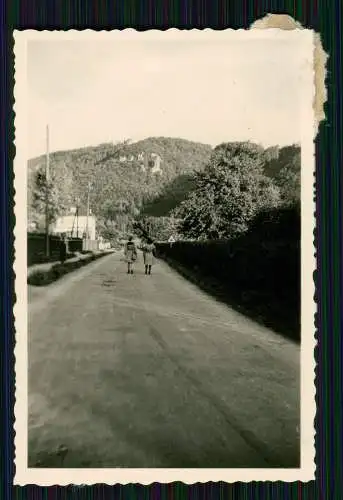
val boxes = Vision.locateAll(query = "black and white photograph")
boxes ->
[14,28,315,484]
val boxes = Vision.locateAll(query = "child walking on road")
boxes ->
[124,236,137,274]
[142,238,156,275]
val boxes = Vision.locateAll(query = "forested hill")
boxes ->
[142,144,301,217]
[27,137,213,231]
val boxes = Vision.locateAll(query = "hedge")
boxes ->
[156,206,300,341]
[27,233,83,266]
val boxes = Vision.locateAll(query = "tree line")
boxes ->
[144,142,300,242]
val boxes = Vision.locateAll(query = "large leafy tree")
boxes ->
[173,142,281,240]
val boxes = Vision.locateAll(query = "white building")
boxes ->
[51,215,97,240]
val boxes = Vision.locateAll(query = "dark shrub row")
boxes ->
[27,252,109,287]
[156,206,300,341]
[28,233,83,266]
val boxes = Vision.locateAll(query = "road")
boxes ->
[28,251,300,468]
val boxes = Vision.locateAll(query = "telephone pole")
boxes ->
[86,182,91,240]
[45,124,50,257]
[76,197,80,238]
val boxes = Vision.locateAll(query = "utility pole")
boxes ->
[45,124,50,257]
[86,182,91,240]
[75,197,80,238]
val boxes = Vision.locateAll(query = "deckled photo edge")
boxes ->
[13,26,318,485]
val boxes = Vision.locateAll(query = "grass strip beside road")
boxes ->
[27,251,113,286]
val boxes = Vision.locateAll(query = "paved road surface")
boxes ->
[28,252,300,468]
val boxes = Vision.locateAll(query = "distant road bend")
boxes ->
[28,251,300,468]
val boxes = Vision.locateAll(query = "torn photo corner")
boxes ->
[13,19,323,485]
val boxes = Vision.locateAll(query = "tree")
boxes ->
[173,142,281,240]
[263,144,300,206]
[96,216,120,242]
[31,161,74,229]
[134,216,179,241]
[277,166,300,206]
[276,146,301,205]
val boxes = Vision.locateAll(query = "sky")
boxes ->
[27,34,308,158]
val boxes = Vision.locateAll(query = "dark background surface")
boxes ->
[1,0,341,498]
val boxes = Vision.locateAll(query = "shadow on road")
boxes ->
[159,257,300,343]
